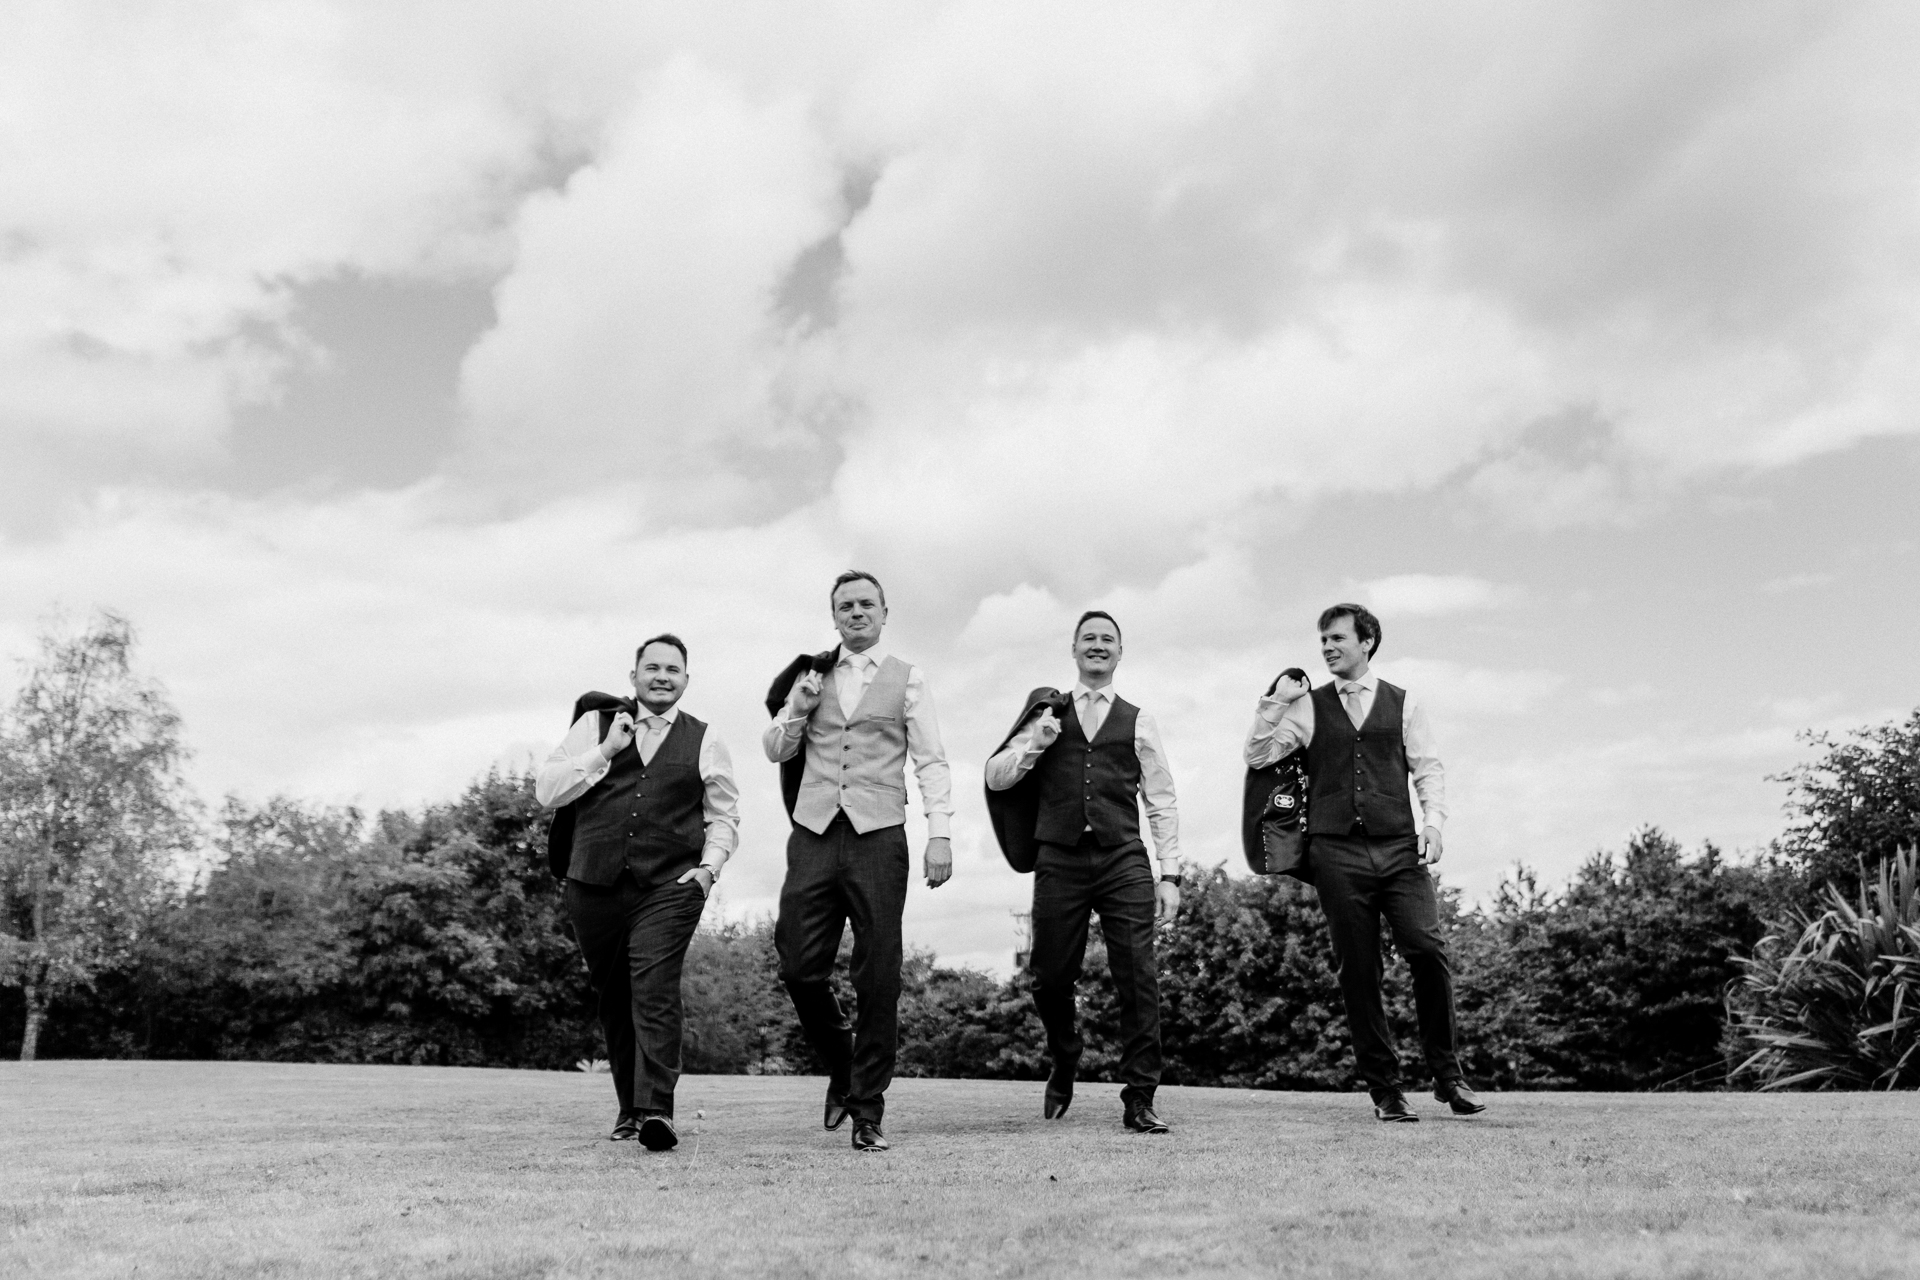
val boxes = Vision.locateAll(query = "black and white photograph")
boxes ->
[3,3,1918,1277]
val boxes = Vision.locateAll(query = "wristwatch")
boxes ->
[1159,875,1181,885]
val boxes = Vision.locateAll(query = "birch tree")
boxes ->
[1,612,195,1060]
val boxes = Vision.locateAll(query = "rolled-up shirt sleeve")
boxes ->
[904,666,954,839]
[1134,710,1180,876]
[535,711,610,810]
[698,733,742,874]
[1244,694,1313,768]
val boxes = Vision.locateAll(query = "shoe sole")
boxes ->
[1445,1102,1486,1115]
[637,1118,679,1151]
[824,1110,850,1132]
[1044,1096,1070,1120]
[1374,1112,1420,1122]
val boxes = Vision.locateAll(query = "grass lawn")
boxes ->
[4,1064,1918,1279]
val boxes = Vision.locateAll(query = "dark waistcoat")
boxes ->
[1305,681,1415,836]
[570,712,708,887]
[1033,695,1143,849]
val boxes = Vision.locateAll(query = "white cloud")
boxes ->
[6,0,1920,969]
[1358,575,1523,618]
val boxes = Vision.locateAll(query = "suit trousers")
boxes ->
[1029,832,1162,1108]
[774,813,910,1125]
[1308,831,1462,1094]
[565,871,708,1118]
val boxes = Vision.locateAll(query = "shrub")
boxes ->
[1730,846,1920,1091]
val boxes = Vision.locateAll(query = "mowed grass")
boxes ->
[4,1064,1919,1279]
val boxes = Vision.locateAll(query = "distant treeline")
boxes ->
[5,764,1910,1091]
[4,616,1916,1089]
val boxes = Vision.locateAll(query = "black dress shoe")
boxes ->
[610,1112,640,1142]
[1434,1081,1487,1115]
[851,1122,890,1152]
[1122,1104,1169,1134]
[823,1086,850,1132]
[637,1114,679,1151]
[1044,1056,1078,1119]
[1372,1090,1418,1122]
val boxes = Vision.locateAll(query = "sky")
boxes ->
[4,1,1918,974]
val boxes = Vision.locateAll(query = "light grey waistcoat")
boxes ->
[793,655,912,835]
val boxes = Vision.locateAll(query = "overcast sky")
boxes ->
[4,1,1918,973]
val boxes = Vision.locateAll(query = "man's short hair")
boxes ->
[1317,603,1382,658]
[1073,609,1121,642]
[634,633,689,667]
[830,570,886,608]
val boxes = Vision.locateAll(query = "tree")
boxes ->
[0,613,197,1060]
[1482,828,1780,1089]
[1774,710,1920,903]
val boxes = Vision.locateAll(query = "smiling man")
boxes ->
[763,570,954,1152]
[985,610,1181,1134]
[1243,604,1484,1123]
[534,635,739,1152]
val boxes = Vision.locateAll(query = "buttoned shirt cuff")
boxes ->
[541,751,611,807]
[1255,695,1293,722]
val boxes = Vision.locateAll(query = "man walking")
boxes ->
[536,635,739,1151]
[1244,604,1485,1121]
[763,570,954,1152]
[985,610,1181,1134]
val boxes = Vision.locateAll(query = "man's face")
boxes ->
[1071,618,1122,684]
[631,642,689,714]
[1319,616,1372,679]
[831,579,887,652]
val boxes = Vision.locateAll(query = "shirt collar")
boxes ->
[840,645,887,670]
[1074,682,1115,703]
[1339,670,1379,694]
[639,704,680,725]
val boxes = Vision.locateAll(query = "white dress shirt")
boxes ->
[760,645,955,839]
[1242,668,1447,830]
[535,704,742,876]
[984,682,1182,876]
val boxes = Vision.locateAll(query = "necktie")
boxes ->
[1079,691,1107,739]
[1341,683,1366,728]
[838,655,870,719]
[639,716,668,764]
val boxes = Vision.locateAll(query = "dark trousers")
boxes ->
[1029,833,1162,1108]
[774,814,910,1125]
[1309,832,1462,1094]
[565,871,708,1118]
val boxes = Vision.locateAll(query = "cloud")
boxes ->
[6,0,1920,971]
[1357,575,1523,618]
